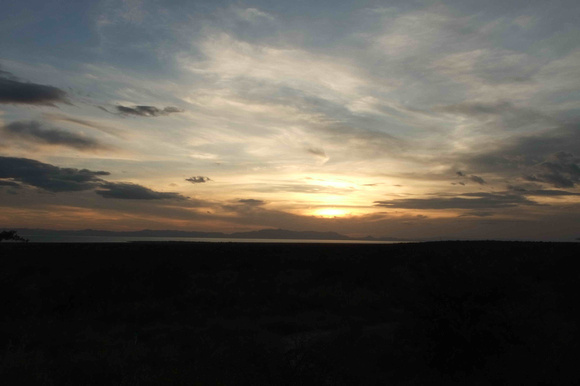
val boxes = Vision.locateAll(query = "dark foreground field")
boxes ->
[1,241,579,385]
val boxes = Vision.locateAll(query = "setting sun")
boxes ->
[314,208,349,218]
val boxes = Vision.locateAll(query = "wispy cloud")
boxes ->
[43,113,125,138]
[232,7,275,23]
[185,33,366,101]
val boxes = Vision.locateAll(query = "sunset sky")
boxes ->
[1,0,579,240]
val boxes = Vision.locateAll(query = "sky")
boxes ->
[1,0,579,240]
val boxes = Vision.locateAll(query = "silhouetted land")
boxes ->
[1,241,579,385]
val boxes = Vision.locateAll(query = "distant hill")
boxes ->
[229,228,349,240]
[6,227,410,241]
[9,228,227,239]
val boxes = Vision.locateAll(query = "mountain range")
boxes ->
[7,228,408,241]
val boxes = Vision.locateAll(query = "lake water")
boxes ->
[22,235,412,244]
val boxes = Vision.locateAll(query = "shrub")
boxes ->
[0,230,28,243]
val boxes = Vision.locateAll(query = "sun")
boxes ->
[314,208,348,218]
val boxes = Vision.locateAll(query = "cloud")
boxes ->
[233,7,275,23]
[459,211,495,217]
[435,101,556,133]
[0,70,69,106]
[374,192,537,210]
[0,180,21,188]
[456,171,486,185]
[314,121,404,159]
[2,120,107,150]
[186,176,211,184]
[433,48,541,88]
[437,101,545,121]
[524,151,580,188]
[0,156,186,200]
[251,182,355,195]
[114,105,184,117]
[43,113,124,138]
[238,199,265,206]
[0,156,109,192]
[469,175,486,185]
[96,182,186,200]
[439,101,522,117]
[520,189,580,197]
[307,147,327,159]
[178,33,409,163]
[186,33,365,100]
[460,125,580,184]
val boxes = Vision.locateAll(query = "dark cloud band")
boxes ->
[186,176,211,184]
[0,156,109,192]
[524,152,580,188]
[0,180,21,188]
[456,171,486,185]
[0,71,69,106]
[238,199,266,206]
[115,105,184,117]
[96,182,187,200]
[2,120,106,150]
[375,192,536,210]
[0,156,185,200]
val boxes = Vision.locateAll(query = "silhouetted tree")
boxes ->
[0,230,28,242]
